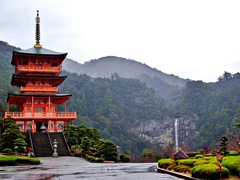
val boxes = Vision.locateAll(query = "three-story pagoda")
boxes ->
[4,11,76,132]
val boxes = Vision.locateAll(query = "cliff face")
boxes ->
[129,115,198,149]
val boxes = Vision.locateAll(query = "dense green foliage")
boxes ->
[60,71,166,155]
[0,117,26,151]
[177,72,240,150]
[64,125,120,161]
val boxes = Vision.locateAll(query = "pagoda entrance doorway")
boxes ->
[36,122,47,132]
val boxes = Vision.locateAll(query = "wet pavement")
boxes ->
[0,157,183,179]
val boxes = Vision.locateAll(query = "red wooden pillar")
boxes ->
[54,120,57,132]
[32,119,36,132]
[24,120,27,132]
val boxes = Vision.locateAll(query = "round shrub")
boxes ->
[193,159,209,166]
[221,156,240,176]
[158,159,175,169]
[2,148,13,153]
[174,165,191,173]
[86,155,95,162]
[178,159,198,167]
[122,155,131,162]
[109,156,117,162]
[191,164,230,179]
[120,154,128,160]
[96,158,104,163]
[194,154,204,159]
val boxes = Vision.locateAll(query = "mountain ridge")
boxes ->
[63,56,190,100]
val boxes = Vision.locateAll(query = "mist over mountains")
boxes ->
[63,56,189,101]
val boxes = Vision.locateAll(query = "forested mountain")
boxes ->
[63,57,189,102]
[177,73,240,150]
[0,41,239,155]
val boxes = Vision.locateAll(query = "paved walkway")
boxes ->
[0,157,182,180]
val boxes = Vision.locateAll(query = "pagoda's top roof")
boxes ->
[11,47,68,66]
[13,47,68,56]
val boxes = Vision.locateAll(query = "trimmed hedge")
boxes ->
[177,159,198,167]
[122,155,131,162]
[2,148,13,153]
[174,165,191,173]
[0,156,40,166]
[221,156,240,176]
[193,159,210,166]
[194,154,204,159]
[158,159,176,169]
[191,164,230,179]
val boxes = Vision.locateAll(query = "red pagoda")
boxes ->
[4,11,76,133]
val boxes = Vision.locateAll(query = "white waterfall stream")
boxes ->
[175,118,179,151]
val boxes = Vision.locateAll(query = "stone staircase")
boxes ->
[31,132,52,157]
[49,132,71,156]
[30,132,71,157]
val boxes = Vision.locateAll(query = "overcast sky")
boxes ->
[1,0,240,82]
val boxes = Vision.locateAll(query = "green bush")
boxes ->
[86,155,95,162]
[0,156,40,166]
[122,155,131,162]
[158,159,175,169]
[228,151,239,156]
[194,154,204,159]
[191,164,230,179]
[177,159,198,167]
[174,165,191,173]
[193,159,210,166]
[2,148,13,153]
[96,158,104,163]
[221,156,240,176]
[120,154,128,160]
[109,156,117,162]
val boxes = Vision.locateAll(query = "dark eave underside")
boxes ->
[8,93,72,105]
[11,47,68,65]
[11,74,67,86]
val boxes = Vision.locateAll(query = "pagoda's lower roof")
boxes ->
[7,93,72,106]
[11,74,67,86]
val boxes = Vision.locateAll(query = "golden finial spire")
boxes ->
[34,10,42,48]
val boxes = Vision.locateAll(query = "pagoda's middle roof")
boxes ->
[11,74,67,87]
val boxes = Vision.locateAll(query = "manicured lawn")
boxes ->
[0,155,40,166]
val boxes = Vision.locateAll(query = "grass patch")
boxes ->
[0,155,40,166]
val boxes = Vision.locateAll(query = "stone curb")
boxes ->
[157,167,200,180]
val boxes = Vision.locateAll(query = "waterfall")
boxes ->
[175,118,179,151]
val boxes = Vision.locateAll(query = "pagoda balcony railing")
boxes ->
[17,65,61,74]
[20,86,58,93]
[4,112,77,119]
